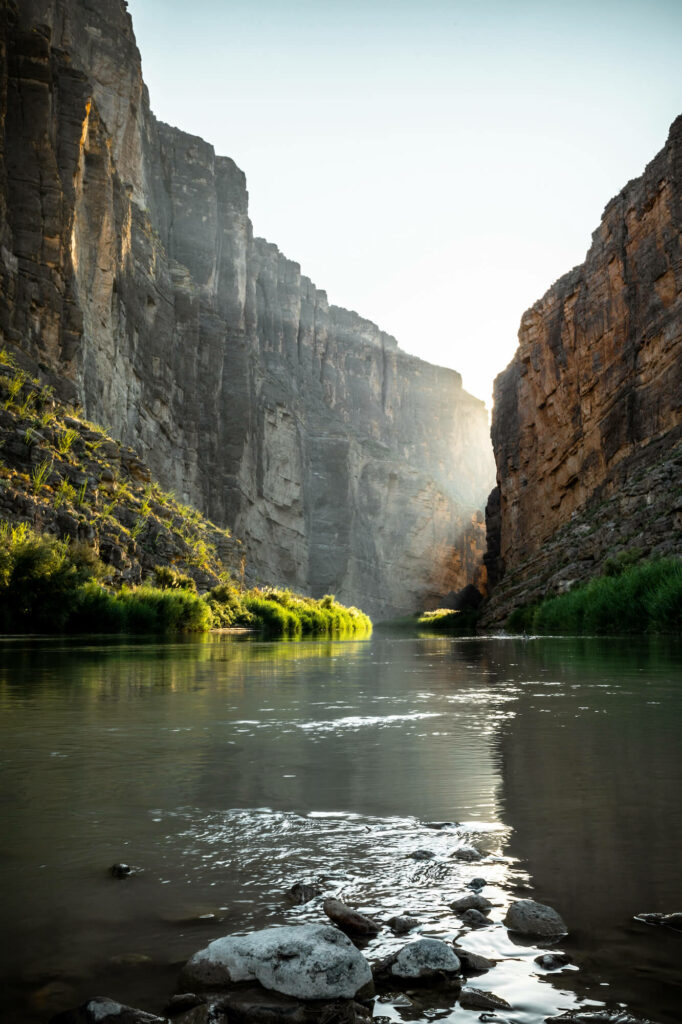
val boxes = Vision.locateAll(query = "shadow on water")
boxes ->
[493,634,682,1024]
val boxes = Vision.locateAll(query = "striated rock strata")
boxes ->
[483,115,682,624]
[0,0,494,619]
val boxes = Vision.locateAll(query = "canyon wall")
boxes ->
[483,116,682,624]
[0,0,494,619]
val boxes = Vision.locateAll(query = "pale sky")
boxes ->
[127,0,681,410]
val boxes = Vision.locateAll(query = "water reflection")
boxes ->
[0,634,680,1022]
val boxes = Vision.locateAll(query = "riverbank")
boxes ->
[505,556,682,635]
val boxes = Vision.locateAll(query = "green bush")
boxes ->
[153,564,197,592]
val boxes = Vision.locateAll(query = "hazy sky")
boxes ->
[127,0,681,409]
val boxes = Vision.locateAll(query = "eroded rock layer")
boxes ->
[483,116,682,624]
[0,0,494,619]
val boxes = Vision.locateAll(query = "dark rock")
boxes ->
[323,898,381,936]
[452,945,496,973]
[215,987,372,1023]
[164,994,205,1016]
[451,845,483,862]
[546,1010,655,1024]
[459,909,491,928]
[634,911,682,931]
[387,915,419,935]
[458,987,511,1011]
[287,882,321,905]
[407,849,435,861]
[109,863,137,879]
[449,894,493,914]
[424,821,458,830]
[49,997,168,1023]
[534,952,571,970]
[467,877,488,890]
[504,899,567,938]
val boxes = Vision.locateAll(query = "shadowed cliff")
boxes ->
[0,0,495,619]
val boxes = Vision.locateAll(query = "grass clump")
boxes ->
[506,557,682,635]
[417,607,479,633]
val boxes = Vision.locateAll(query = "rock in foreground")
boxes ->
[373,938,460,988]
[180,924,373,1000]
[504,899,568,938]
[50,997,167,1023]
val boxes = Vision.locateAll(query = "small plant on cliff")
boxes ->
[4,370,26,409]
[54,478,76,510]
[56,428,80,456]
[153,565,197,593]
[31,458,53,494]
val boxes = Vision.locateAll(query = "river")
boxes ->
[0,632,680,1023]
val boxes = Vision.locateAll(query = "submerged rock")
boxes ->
[451,845,483,862]
[214,986,373,1023]
[459,986,511,1011]
[50,997,167,1023]
[634,911,682,931]
[373,938,460,988]
[452,945,496,973]
[109,863,138,879]
[180,924,373,1000]
[387,915,419,935]
[467,877,488,890]
[459,908,492,928]
[535,952,571,970]
[546,1010,655,1023]
[504,899,568,938]
[450,893,493,914]
[287,882,321,905]
[323,898,381,935]
[407,848,436,861]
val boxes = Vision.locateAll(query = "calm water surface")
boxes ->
[0,632,680,1023]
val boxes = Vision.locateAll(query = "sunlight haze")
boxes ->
[127,0,682,410]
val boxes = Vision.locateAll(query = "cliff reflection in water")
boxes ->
[495,635,682,1024]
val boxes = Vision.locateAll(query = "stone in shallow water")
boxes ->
[467,877,488,890]
[534,952,571,970]
[459,986,511,1011]
[546,1010,655,1023]
[373,938,460,989]
[323,898,381,935]
[387,915,419,935]
[407,849,435,860]
[287,882,321,905]
[214,986,372,1023]
[459,908,491,928]
[452,945,496,973]
[503,899,568,938]
[451,845,483,862]
[49,997,167,1023]
[634,911,682,931]
[450,893,493,914]
[181,924,373,1000]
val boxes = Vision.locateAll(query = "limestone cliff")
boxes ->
[483,116,682,624]
[0,0,494,619]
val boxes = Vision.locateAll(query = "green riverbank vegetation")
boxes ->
[506,556,682,635]
[416,608,479,633]
[0,524,372,636]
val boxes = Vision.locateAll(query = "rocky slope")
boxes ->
[0,0,494,620]
[483,116,682,624]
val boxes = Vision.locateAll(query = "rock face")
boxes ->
[0,0,494,618]
[483,116,682,623]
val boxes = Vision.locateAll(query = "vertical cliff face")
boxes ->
[0,0,494,619]
[484,116,682,623]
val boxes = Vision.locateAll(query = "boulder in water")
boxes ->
[180,924,373,1000]
[504,899,567,938]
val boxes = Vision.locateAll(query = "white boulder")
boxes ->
[180,924,372,1000]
